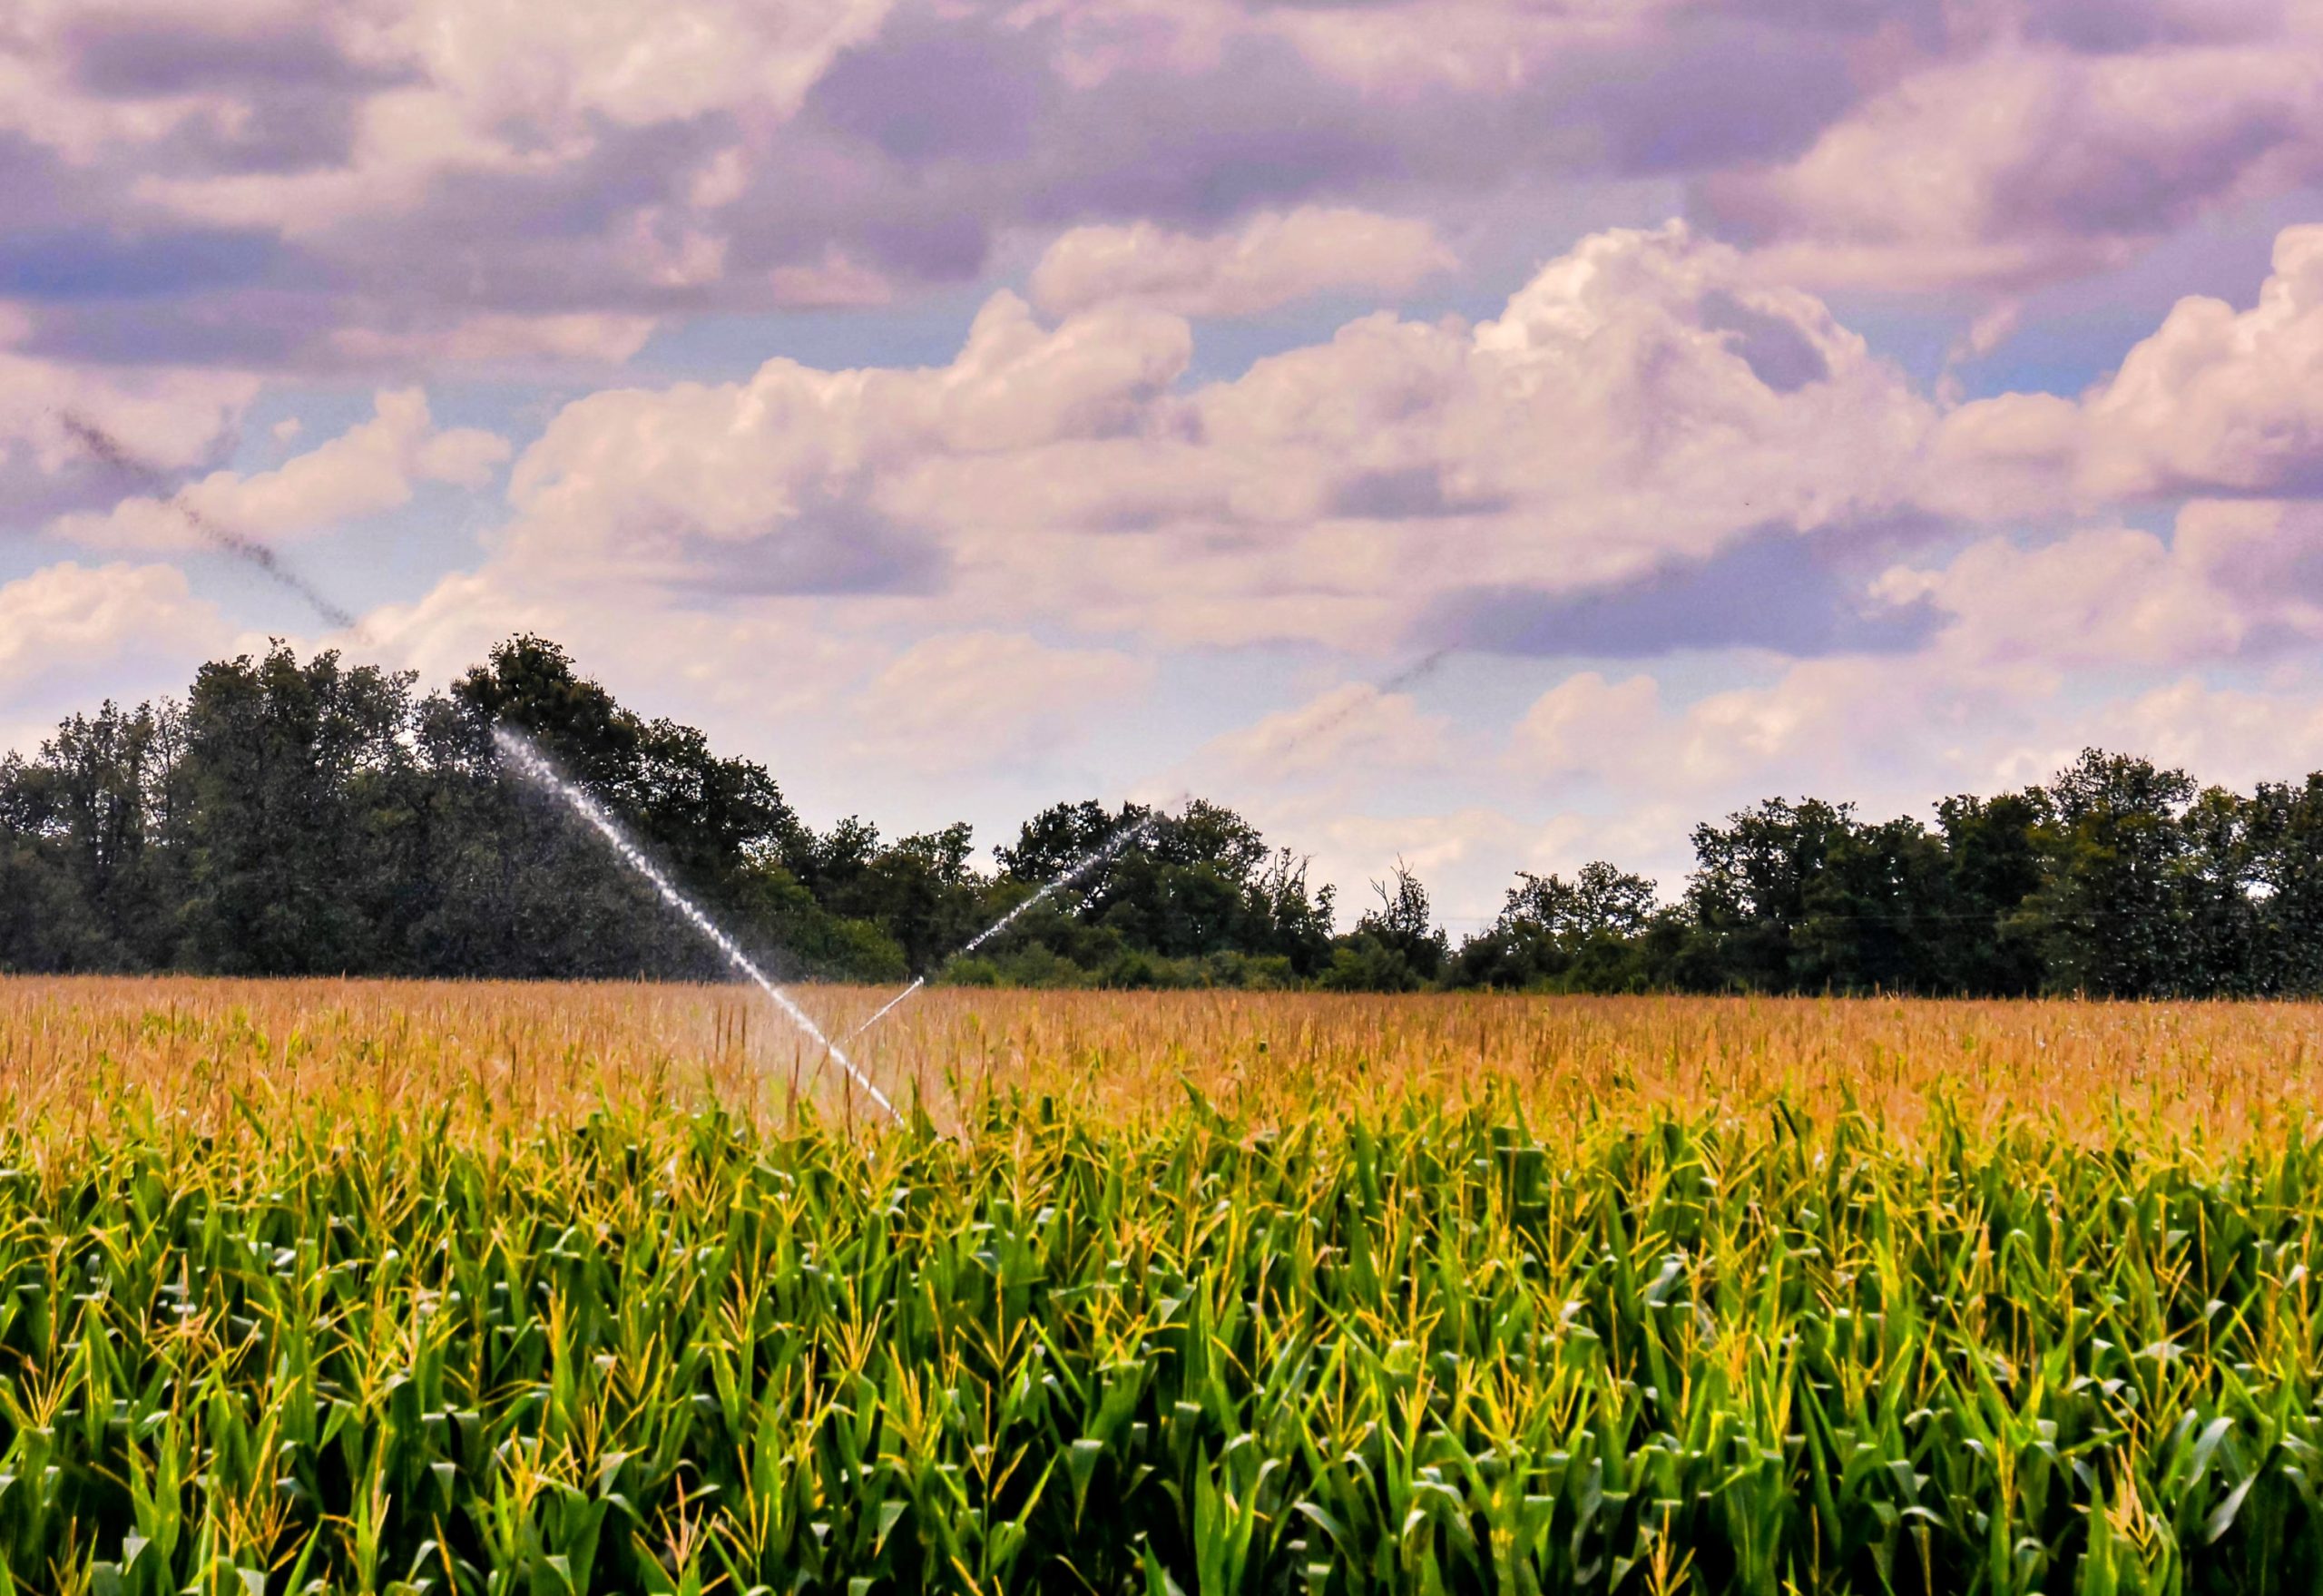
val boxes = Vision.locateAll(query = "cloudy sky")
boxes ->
[5,0,2323,926]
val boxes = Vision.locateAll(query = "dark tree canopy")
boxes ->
[7,636,2323,997]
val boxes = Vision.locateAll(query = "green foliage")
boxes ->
[0,700,180,972]
[1010,800,1339,977]
[1448,865,1670,994]
[17,633,2323,1000]
[1329,862,1447,991]
[171,645,426,975]
[0,639,1345,989]
[4,1092,2323,1591]
[2023,750,2206,997]
[1475,750,2323,1000]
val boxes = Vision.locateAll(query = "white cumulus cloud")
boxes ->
[0,560,230,703]
[50,389,509,552]
[1031,208,1456,318]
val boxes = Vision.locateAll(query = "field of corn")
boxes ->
[5,979,2323,1593]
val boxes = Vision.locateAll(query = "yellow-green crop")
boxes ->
[4,977,2323,1592]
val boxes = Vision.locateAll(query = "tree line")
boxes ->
[6,635,2323,998]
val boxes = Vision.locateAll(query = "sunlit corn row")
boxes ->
[5,976,2323,1142]
[1,1083,2321,1593]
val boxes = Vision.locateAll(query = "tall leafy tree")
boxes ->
[1934,790,2049,994]
[1324,862,1447,991]
[0,701,181,969]
[2238,776,2323,994]
[168,645,424,975]
[422,634,866,980]
[1790,815,1954,994]
[2175,784,2260,995]
[1684,798,1857,992]
[987,799,1337,982]
[2024,749,2200,996]
[1451,863,1666,991]
[790,818,978,976]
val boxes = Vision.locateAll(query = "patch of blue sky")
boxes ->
[0,538,61,590]
[295,481,507,611]
[222,387,375,473]
[629,284,995,385]
[0,228,278,301]
[1957,190,2318,400]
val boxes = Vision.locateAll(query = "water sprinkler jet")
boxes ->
[844,804,1170,1049]
[492,724,901,1124]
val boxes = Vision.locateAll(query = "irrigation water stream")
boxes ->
[837,808,1165,1049]
[492,725,902,1122]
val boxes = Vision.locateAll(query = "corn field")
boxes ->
[3,978,2323,1592]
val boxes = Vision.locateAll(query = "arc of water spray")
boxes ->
[843,650,1452,1048]
[493,725,901,1123]
[840,978,926,1045]
[962,810,1163,956]
[842,805,1165,1047]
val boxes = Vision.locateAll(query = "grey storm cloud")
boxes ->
[1327,467,1508,521]
[1699,292,1832,394]
[2020,0,2283,54]
[2008,111,2304,238]
[668,491,954,600]
[0,1,1885,367]
[1415,527,1943,661]
[0,230,280,300]
[66,17,410,177]
[805,22,1048,163]
[65,18,404,96]
[1553,18,1863,176]
[7,0,2316,374]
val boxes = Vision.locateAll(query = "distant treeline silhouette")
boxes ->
[6,634,2323,997]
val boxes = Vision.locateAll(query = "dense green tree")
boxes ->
[1789,815,1953,994]
[1934,791,2048,994]
[1683,798,1857,992]
[0,752,113,972]
[2024,749,2201,996]
[791,818,979,975]
[2247,775,2323,994]
[2175,784,2260,995]
[1449,863,1668,992]
[421,636,877,981]
[0,701,180,969]
[995,800,1124,883]
[24,638,2323,1004]
[1323,862,1447,991]
[168,646,425,975]
[447,633,640,791]
[989,799,1337,983]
